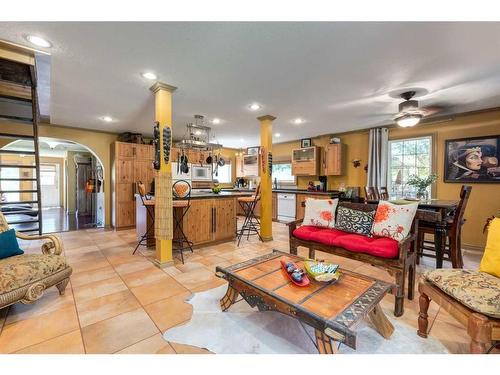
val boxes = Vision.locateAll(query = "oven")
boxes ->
[191,165,213,181]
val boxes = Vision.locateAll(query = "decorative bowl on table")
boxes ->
[304,261,340,282]
[280,260,310,287]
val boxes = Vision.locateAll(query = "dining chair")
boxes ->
[417,185,472,268]
[379,187,389,200]
[364,186,379,201]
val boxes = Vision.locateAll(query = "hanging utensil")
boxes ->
[206,151,213,164]
[217,151,225,167]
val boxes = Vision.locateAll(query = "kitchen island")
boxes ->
[135,191,253,248]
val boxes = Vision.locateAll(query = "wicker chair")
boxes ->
[0,212,72,310]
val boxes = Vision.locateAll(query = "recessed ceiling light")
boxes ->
[249,103,261,111]
[141,72,157,80]
[25,35,52,48]
[100,116,113,123]
[274,133,281,138]
[212,118,221,124]
[293,118,303,125]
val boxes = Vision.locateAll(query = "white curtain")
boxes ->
[367,128,389,188]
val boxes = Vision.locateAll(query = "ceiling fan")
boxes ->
[394,91,442,127]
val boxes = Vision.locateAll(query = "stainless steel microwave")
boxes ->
[191,165,213,181]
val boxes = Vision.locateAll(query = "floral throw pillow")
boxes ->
[335,206,375,236]
[302,198,339,228]
[371,201,418,242]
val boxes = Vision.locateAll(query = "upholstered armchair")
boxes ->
[0,212,72,309]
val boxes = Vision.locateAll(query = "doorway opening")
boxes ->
[0,137,105,233]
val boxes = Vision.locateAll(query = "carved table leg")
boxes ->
[417,292,430,338]
[308,247,315,259]
[467,313,491,354]
[369,304,394,339]
[315,329,337,354]
[56,278,70,295]
[220,286,239,311]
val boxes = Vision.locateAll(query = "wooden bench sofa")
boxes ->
[288,201,439,317]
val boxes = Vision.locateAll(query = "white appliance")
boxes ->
[277,193,296,222]
[172,162,192,180]
[191,165,213,181]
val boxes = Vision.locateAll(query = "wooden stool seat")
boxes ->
[236,186,262,246]
[237,195,256,203]
[173,200,189,208]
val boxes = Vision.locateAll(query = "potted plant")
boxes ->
[406,173,437,200]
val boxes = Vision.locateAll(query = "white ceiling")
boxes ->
[1,22,500,148]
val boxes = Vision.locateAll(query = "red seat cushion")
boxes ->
[292,226,325,241]
[308,228,350,246]
[332,233,400,259]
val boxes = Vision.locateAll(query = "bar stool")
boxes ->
[172,179,194,264]
[133,181,154,255]
[236,183,262,246]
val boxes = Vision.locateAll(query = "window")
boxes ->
[0,167,20,202]
[388,136,433,198]
[272,162,295,184]
[212,163,232,184]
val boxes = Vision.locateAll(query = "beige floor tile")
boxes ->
[116,333,176,354]
[76,290,141,327]
[14,330,85,354]
[120,267,171,288]
[73,275,128,305]
[131,277,189,306]
[198,255,227,267]
[70,265,118,288]
[0,305,79,353]
[81,308,158,354]
[188,277,227,293]
[174,261,210,273]
[163,265,183,277]
[169,342,213,354]
[172,267,221,291]
[5,287,74,325]
[144,291,193,331]
[70,257,111,275]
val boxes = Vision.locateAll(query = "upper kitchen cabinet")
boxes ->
[235,155,244,178]
[291,146,320,176]
[323,143,344,175]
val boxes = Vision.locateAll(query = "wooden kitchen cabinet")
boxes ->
[291,146,320,176]
[324,144,343,175]
[235,155,244,178]
[242,154,260,177]
[213,198,236,240]
[112,141,155,229]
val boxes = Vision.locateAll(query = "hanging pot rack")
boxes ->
[174,114,223,151]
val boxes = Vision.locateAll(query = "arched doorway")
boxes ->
[0,137,105,233]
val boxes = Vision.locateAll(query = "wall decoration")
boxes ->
[247,146,260,156]
[268,152,273,176]
[153,122,161,170]
[351,159,361,168]
[301,138,312,148]
[162,127,171,164]
[444,135,500,183]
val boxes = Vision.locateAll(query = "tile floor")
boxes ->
[0,221,496,354]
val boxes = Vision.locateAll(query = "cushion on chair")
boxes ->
[308,228,350,246]
[331,233,400,258]
[302,198,339,228]
[479,217,500,278]
[292,225,325,241]
[0,254,69,295]
[371,201,418,242]
[0,229,24,260]
[425,269,500,319]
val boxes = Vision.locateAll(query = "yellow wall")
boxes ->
[271,109,500,250]
[0,122,118,226]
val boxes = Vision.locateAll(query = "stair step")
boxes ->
[0,190,38,194]
[0,133,34,140]
[0,150,35,155]
[0,114,33,123]
[7,218,40,225]
[1,210,39,216]
[0,164,37,168]
[0,177,37,181]
[0,200,38,205]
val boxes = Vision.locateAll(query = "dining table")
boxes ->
[367,198,460,268]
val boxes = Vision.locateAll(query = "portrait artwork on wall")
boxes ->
[444,135,500,183]
[300,138,312,148]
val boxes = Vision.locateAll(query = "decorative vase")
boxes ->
[416,190,428,200]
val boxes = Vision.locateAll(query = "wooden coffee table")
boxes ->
[215,250,395,353]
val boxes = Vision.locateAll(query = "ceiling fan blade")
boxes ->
[421,106,444,117]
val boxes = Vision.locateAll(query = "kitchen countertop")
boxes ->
[223,188,341,196]
[139,191,253,204]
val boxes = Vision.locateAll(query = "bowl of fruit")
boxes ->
[211,185,222,194]
[304,261,341,283]
[280,260,310,287]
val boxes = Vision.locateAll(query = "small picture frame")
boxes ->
[300,138,312,148]
[247,146,260,155]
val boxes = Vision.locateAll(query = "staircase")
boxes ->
[0,46,43,234]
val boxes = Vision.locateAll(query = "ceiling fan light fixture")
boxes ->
[396,113,422,128]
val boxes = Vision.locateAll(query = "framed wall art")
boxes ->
[444,135,500,183]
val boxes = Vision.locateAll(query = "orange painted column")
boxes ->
[258,115,276,241]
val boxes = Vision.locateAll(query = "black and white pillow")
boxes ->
[335,206,375,236]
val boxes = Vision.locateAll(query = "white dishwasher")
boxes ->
[277,193,296,222]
